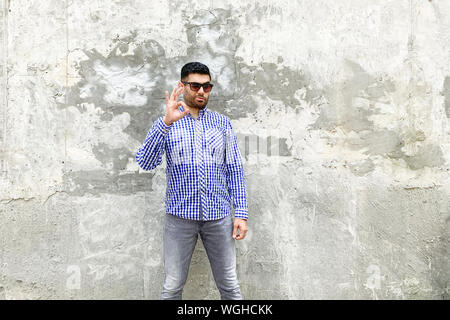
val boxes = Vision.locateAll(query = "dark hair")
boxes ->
[181,62,211,81]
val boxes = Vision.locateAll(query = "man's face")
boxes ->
[180,73,211,109]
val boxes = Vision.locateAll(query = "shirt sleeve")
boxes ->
[136,116,172,170]
[225,118,249,220]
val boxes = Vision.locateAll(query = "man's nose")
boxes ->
[198,86,205,94]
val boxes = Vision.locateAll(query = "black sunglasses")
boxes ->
[182,81,214,92]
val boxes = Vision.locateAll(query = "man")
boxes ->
[136,62,248,300]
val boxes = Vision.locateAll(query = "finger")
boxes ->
[165,91,169,104]
[235,220,248,240]
[175,86,183,99]
[232,223,238,239]
[182,107,190,116]
[170,87,176,101]
[236,228,247,240]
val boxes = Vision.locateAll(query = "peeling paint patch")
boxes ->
[310,59,445,172]
[347,159,375,177]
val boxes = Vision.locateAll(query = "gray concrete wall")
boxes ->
[0,0,449,299]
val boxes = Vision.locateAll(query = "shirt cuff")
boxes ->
[155,117,172,134]
[234,208,248,220]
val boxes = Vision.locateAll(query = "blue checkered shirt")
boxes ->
[136,106,248,221]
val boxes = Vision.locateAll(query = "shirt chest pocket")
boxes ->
[206,128,225,163]
[167,132,193,164]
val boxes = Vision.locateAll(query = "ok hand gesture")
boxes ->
[162,87,190,126]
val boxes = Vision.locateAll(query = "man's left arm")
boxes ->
[225,118,249,240]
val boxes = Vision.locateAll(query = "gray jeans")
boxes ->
[160,213,242,300]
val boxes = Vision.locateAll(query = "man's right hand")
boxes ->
[163,87,190,126]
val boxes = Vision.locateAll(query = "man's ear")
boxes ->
[178,81,184,89]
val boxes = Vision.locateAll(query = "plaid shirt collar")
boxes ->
[188,105,208,119]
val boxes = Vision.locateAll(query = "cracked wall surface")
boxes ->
[0,0,449,299]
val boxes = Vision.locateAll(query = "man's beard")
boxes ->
[187,95,208,109]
